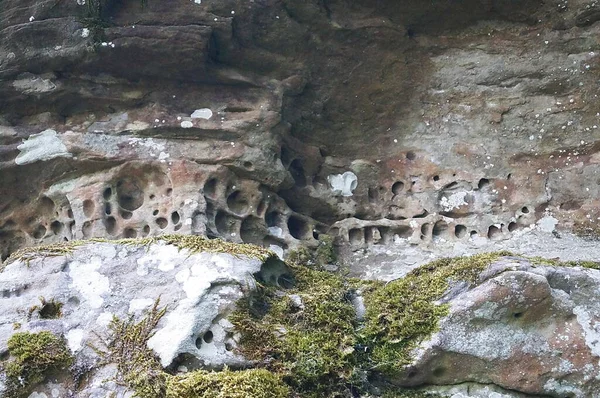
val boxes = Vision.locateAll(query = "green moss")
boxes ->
[230,264,357,397]
[286,234,338,269]
[4,331,73,397]
[314,234,337,266]
[360,251,512,375]
[166,368,289,398]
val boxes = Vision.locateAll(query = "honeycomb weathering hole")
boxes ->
[116,178,144,211]
[289,159,307,187]
[349,228,363,245]
[392,181,405,195]
[287,215,310,240]
[156,218,168,229]
[104,217,116,235]
[83,200,95,218]
[432,220,448,237]
[240,216,266,245]
[488,225,502,240]
[203,331,214,344]
[455,224,467,238]
[227,191,250,214]
[478,178,490,190]
[171,211,181,225]
[265,211,281,227]
[50,221,63,235]
[204,178,217,198]
[32,225,46,239]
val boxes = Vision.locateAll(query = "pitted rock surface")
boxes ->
[4,0,600,267]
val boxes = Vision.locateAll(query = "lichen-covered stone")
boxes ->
[0,236,289,397]
[391,257,600,397]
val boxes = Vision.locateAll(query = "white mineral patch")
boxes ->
[191,108,213,120]
[267,226,283,238]
[537,216,558,233]
[440,191,469,211]
[181,121,194,128]
[327,171,358,197]
[269,245,284,259]
[81,28,90,38]
[12,75,56,94]
[28,392,48,398]
[15,129,72,165]
[136,243,188,273]
[129,298,155,313]
[96,312,114,327]
[68,257,110,309]
[66,329,85,353]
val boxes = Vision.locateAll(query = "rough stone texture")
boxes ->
[0,239,287,397]
[393,257,600,397]
[4,0,600,264]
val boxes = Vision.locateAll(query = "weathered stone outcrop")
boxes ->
[393,257,600,397]
[4,0,600,267]
[2,243,600,397]
[0,237,286,397]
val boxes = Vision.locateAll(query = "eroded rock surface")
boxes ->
[396,257,600,397]
[4,0,600,265]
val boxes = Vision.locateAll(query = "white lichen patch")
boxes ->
[191,108,213,120]
[96,312,114,327]
[68,256,110,309]
[573,305,600,357]
[136,243,189,273]
[537,216,558,233]
[440,191,469,211]
[66,328,85,353]
[129,298,155,313]
[328,171,358,197]
[181,121,194,128]
[81,28,90,38]
[15,129,72,165]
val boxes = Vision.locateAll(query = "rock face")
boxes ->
[0,237,287,397]
[4,0,600,266]
[396,257,600,397]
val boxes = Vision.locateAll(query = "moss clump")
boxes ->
[286,234,338,268]
[360,251,512,375]
[314,234,338,266]
[4,331,73,397]
[96,299,288,398]
[166,368,289,398]
[230,264,357,397]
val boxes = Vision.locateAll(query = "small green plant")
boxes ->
[28,297,64,320]
[4,331,73,397]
